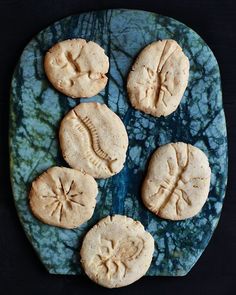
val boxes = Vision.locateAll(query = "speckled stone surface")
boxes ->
[10,9,228,276]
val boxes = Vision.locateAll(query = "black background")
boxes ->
[0,0,235,294]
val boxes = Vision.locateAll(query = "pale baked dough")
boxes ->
[59,102,129,179]
[142,142,211,220]
[44,39,109,98]
[80,215,154,288]
[127,39,189,117]
[29,166,98,229]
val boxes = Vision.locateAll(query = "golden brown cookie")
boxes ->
[142,142,211,220]
[80,215,154,288]
[44,39,109,98]
[29,166,98,229]
[59,102,129,179]
[127,39,189,117]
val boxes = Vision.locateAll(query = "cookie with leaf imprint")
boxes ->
[142,142,211,220]
[127,39,189,117]
[29,166,98,229]
[44,38,109,98]
[59,102,129,179]
[80,215,154,288]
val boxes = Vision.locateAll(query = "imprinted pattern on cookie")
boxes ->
[147,144,210,217]
[42,177,85,222]
[58,50,105,85]
[92,236,145,280]
[127,39,189,117]
[142,41,180,109]
[154,144,190,215]
[73,110,117,173]
[64,51,81,73]
[56,50,85,89]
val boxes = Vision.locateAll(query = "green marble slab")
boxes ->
[10,9,228,276]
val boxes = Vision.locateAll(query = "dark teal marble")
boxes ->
[10,9,227,276]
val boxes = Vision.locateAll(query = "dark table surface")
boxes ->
[0,0,235,294]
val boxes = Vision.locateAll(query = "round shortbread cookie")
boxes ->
[127,39,189,117]
[142,142,211,220]
[80,215,154,288]
[59,102,129,179]
[29,166,98,229]
[44,39,109,98]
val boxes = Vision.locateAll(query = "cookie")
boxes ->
[142,142,211,220]
[29,166,98,229]
[59,102,129,179]
[80,215,154,288]
[127,39,189,117]
[44,39,109,98]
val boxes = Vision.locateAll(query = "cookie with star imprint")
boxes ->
[29,166,98,229]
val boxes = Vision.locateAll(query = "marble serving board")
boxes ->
[10,9,228,276]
